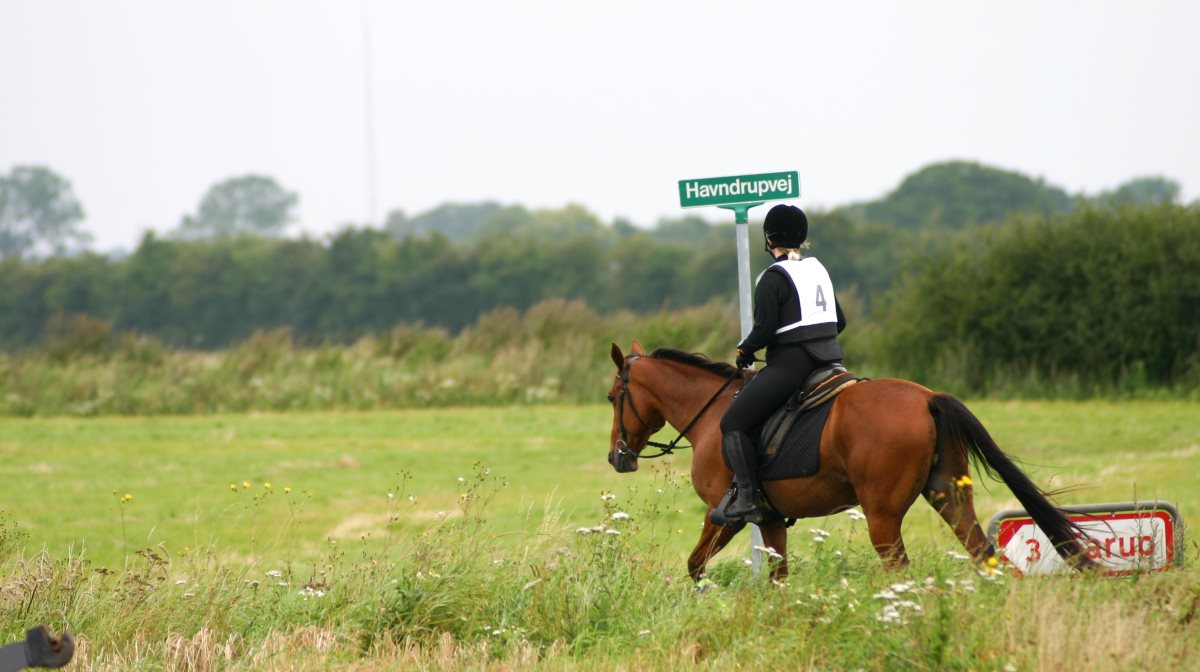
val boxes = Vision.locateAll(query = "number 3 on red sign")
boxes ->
[1025,538,1042,563]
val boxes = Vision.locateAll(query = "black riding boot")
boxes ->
[711,431,766,527]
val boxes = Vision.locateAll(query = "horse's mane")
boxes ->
[648,348,740,378]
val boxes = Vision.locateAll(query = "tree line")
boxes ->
[2,161,1196,393]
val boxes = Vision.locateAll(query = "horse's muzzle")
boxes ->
[608,441,638,473]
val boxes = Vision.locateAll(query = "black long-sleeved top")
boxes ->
[737,257,846,358]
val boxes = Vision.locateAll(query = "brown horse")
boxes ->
[605,341,1092,581]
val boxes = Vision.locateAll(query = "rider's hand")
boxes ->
[736,348,755,369]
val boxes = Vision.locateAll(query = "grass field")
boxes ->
[0,401,1197,670]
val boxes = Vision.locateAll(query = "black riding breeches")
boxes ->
[720,345,816,436]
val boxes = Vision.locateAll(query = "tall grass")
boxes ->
[1,300,742,417]
[0,468,1195,671]
[3,298,1196,418]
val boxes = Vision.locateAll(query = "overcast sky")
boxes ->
[2,1,1198,251]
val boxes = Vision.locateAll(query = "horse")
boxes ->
[605,340,1093,582]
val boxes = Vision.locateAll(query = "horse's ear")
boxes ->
[630,339,645,355]
[610,342,624,370]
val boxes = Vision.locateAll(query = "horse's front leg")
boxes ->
[759,523,789,581]
[687,515,743,583]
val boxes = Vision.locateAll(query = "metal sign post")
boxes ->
[678,171,802,574]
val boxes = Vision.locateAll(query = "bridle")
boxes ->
[612,354,741,461]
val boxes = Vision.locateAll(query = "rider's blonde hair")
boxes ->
[774,242,810,260]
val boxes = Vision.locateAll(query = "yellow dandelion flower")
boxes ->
[284,486,292,494]
[956,475,973,487]
[122,493,133,503]
[264,482,272,490]
[243,481,251,489]
[230,483,238,491]
[987,556,999,568]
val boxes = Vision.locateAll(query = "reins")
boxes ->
[614,354,741,460]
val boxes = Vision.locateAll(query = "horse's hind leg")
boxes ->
[923,454,995,562]
[687,518,742,582]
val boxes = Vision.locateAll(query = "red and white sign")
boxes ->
[991,504,1182,576]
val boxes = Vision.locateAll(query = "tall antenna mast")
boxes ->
[361,0,379,225]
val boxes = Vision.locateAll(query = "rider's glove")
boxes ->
[736,348,755,369]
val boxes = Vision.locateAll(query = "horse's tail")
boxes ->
[928,394,1094,571]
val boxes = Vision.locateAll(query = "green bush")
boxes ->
[873,204,1200,395]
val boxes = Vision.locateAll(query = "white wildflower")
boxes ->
[576,527,592,535]
[876,605,903,623]
[873,589,897,600]
[265,570,283,579]
[600,493,616,501]
[979,566,1005,580]
[638,630,652,636]
[752,545,783,560]
[809,528,831,538]
[605,528,621,536]
[845,508,866,521]
[175,579,188,585]
[611,511,631,521]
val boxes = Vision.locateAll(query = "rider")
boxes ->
[713,204,847,526]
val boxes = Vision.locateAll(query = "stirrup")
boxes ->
[711,487,765,527]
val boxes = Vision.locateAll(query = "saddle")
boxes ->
[755,363,863,481]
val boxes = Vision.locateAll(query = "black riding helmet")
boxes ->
[763,204,808,251]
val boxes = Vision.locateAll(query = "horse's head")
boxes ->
[606,340,666,473]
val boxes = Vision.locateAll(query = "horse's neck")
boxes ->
[650,363,733,435]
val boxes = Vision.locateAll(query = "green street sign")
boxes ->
[678,171,799,209]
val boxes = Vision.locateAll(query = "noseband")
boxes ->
[613,355,740,460]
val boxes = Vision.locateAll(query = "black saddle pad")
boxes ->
[755,399,834,481]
